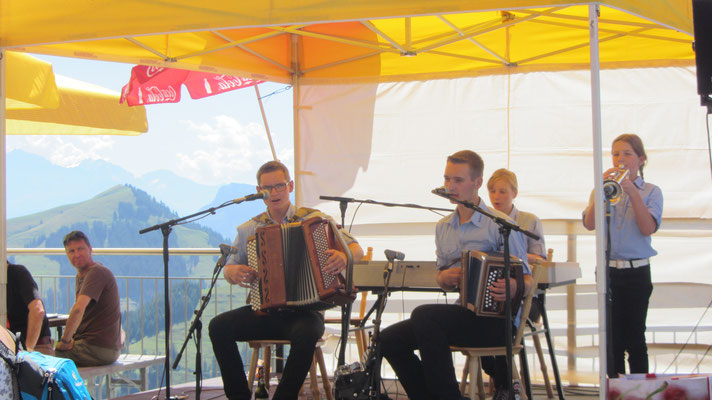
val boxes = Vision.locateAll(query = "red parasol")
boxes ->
[120,65,262,106]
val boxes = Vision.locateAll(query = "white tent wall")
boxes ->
[297,66,712,279]
[300,65,712,381]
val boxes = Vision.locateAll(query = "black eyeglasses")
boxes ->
[260,182,289,192]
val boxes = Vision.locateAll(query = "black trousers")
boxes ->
[380,303,510,400]
[208,305,324,400]
[609,265,653,376]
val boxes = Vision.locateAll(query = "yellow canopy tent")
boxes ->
[0,1,698,392]
[1,2,694,82]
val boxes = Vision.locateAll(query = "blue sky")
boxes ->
[6,54,295,186]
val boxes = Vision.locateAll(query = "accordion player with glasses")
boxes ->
[459,250,525,318]
[247,216,355,312]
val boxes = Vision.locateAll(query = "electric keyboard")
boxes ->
[353,260,581,291]
[353,260,439,291]
[533,260,582,288]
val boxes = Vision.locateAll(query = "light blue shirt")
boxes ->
[228,203,358,265]
[583,176,663,260]
[509,205,546,259]
[435,199,531,275]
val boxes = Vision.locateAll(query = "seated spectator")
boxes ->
[54,231,122,366]
[7,260,54,355]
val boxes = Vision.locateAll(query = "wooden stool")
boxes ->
[247,339,333,400]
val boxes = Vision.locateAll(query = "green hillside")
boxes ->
[8,184,227,250]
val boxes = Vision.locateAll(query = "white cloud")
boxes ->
[175,115,292,185]
[6,114,294,186]
[6,135,115,167]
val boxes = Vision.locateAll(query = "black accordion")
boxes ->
[246,217,355,312]
[459,250,525,317]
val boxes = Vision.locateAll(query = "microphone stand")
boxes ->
[319,196,451,368]
[431,189,539,399]
[363,252,399,399]
[604,195,616,377]
[139,196,261,399]
[172,248,229,400]
[337,251,401,400]
[319,196,453,219]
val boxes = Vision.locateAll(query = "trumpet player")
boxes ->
[583,133,663,377]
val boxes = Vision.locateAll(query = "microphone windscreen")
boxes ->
[219,243,238,256]
[384,249,405,261]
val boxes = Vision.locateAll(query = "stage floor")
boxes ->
[113,376,601,400]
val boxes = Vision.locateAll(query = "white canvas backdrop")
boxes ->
[297,66,712,285]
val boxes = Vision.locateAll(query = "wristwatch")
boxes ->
[60,337,71,344]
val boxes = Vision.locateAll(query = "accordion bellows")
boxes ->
[247,217,355,312]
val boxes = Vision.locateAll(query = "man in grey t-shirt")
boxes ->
[55,231,121,366]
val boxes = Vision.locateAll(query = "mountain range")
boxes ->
[6,149,267,240]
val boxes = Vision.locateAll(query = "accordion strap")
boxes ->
[512,265,525,316]
[251,207,319,225]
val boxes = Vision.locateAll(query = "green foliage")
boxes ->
[123,278,202,343]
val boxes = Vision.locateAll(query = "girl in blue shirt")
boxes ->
[583,133,663,376]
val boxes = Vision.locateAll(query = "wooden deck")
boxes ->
[114,376,601,400]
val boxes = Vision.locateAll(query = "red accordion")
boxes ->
[247,217,355,312]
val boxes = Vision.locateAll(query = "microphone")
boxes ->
[603,181,618,199]
[319,195,354,203]
[431,186,450,196]
[219,244,238,257]
[384,249,405,261]
[233,190,270,204]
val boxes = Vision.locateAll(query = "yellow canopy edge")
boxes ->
[5,51,60,109]
[0,1,695,83]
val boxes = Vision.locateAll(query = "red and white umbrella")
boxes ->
[121,65,276,158]
[120,65,261,105]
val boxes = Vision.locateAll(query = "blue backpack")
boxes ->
[14,351,91,400]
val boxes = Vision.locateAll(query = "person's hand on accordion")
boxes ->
[322,249,348,275]
[224,264,257,288]
[436,267,462,291]
[488,277,520,302]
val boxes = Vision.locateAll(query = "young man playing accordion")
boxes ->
[380,150,533,400]
[209,161,364,400]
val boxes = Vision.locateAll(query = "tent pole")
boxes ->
[589,4,608,398]
[0,49,7,324]
[291,34,302,207]
[253,84,278,161]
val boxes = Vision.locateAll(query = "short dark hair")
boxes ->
[63,230,91,248]
[447,150,484,180]
[256,161,291,184]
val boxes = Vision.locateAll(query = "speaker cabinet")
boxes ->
[693,0,712,106]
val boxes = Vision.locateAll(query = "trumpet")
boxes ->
[603,164,629,204]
